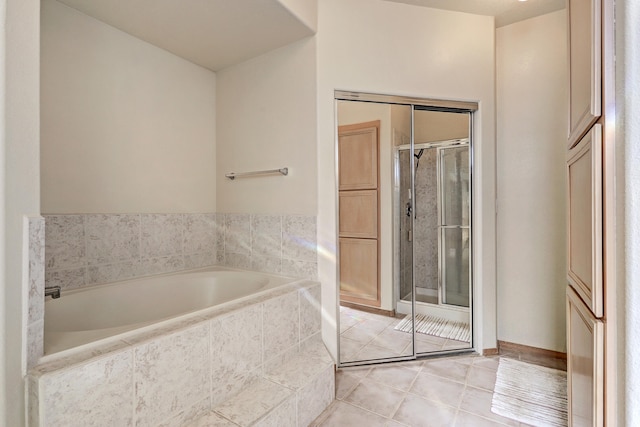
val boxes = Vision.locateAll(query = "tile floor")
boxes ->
[311,354,536,427]
[340,306,470,363]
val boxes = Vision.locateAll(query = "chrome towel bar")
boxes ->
[225,167,288,180]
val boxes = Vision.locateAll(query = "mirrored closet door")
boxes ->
[336,92,476,366]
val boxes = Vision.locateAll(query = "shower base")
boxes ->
[396,296,469,324]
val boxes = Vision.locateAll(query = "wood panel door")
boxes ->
[567,124,603,317]
[567,286,604,427]
[338,121,380,307]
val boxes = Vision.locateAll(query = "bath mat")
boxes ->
[491,358,567,427]
[393,313,470,342]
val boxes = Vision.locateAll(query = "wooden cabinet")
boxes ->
[567,125,603,317]
[566,0,615,423]
[567,0,602,148]
[338,121,380,307]
[338,122,379,190]
[567,287,604,427]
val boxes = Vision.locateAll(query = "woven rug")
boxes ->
[393,313,470,342]
[491,358,568,427]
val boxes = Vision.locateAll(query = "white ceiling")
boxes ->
[55,0,315,71]
[384,0,566,27]
[55,0,564,72]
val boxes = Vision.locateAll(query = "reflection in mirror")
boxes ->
[401,108,471,355]
[337,100,413,364]
[337,94,474,366]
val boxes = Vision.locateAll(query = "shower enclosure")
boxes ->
[395,138,471,327]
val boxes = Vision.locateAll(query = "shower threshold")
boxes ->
[397,295,469,324]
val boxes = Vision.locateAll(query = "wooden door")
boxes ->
[338,121,380,307]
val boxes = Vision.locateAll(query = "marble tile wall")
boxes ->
[44,212,318,291]
[414,149,439,291]
[30,282,327,426]
[26,216,45,370]
[218,213,318,281]
[44,213,218,291]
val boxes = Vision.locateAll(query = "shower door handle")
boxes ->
[408,230,412,242]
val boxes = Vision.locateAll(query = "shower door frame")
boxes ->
[394,138,472,307]
[437,141,472,309]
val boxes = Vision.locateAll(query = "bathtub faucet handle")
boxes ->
[45,286,61,299]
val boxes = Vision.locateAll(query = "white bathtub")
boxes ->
[44,267,297,355]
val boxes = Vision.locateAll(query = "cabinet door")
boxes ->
[567,287,604,427]
[567,0,602,148]
[338,121,379,190]
[339,238,379,306]
[339,190,378,238]
[567,124,603,317]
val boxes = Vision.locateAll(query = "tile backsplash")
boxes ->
[44,212,317,291]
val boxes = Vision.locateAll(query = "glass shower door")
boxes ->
[439,146,470,308]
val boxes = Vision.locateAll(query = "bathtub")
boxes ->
[30,268,330,426]
[44,267,298,355]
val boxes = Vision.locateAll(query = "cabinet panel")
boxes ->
[339,238,379,306]
[567,124,602,317]
[339,190,378,238]
[567,287,604,427]
[567,0,602,147]
[338,121,379,190]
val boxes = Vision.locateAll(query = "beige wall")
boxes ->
[40,0,216,214]
[496,10,567,352]
[318,0,496,358]
[414,110,469,143]
[1,0,40,424]
[216,37,317,215]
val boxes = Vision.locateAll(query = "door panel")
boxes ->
[338,122,379,190]
[567,0,602,148]
[339,238,379,304]
[567,124,603,317]
[567,287,604,427]
[339,190,378,239]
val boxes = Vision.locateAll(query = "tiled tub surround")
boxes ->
[29,279,334,426]
[44,213,317,291]
[218,213,318,281]
[26,216,46,370]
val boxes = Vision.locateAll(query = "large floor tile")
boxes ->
[314,401,393,427]
[392,394,457,427]
[335,371,362,399]
[421,358,470,383]
[466,365,497,391]
[409,371,466,407]
[459,386,520,427]
[367,364,420,392]
[344,378,406,418]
